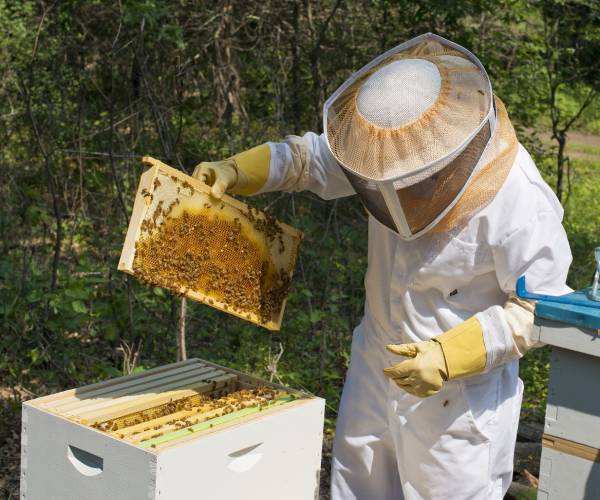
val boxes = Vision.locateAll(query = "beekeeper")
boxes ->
[193,33,571,500]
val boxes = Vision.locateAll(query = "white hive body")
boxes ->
[534,312,600,499]
[20,359,325,500]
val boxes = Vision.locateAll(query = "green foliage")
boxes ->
[519,347,551,422]
[563,158,600,289]
[515,488,538,500]
[0,0,598,451]
[0,4,598,498]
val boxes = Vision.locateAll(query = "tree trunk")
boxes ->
[556,133,566,203]
[291,1,302,135]
[177,298,187,361]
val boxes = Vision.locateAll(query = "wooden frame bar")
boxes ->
[542,433,600,463]
[118,157,302,330]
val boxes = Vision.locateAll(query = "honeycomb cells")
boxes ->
[132,181,291,324]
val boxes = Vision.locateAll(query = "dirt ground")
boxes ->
[539,130,600,160]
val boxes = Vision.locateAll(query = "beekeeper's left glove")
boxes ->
[383,316,487,398]
[192,143,270,198]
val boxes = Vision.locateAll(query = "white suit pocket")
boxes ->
[461,372,501,442]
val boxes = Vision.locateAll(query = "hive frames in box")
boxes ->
[28,359,306,453]
[119,157,302,330]
[91,386,291,449]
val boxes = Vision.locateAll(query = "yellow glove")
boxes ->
[383,340,448,397]
[192,143,270,198]
[383,317,487,398]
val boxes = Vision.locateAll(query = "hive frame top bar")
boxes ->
[24,359,317,453]
[27,358,306,410]
[138,157,302,238]
[118,156,303,330]
[26,358,202,407]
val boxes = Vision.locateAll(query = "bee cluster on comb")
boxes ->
[92,386,289,448]
[119,157,302,330]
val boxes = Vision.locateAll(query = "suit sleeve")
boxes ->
[257,132,355,200]
[475,210,572,370]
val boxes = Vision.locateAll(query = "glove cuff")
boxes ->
[231,143,271,195]
[433,316,486,379]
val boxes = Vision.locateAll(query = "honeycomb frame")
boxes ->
[119,156,303,330]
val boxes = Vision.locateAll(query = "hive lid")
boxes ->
[535,289,600,331]
[118,157,303,330]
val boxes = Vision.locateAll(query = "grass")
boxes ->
[573,143,600,157]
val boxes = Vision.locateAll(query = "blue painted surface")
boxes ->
[516,276,600,330]
[536,297,600,330]
[516,276,597,307]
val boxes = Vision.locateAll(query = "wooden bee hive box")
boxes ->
[119,157,303,330]
[21,358,325,500]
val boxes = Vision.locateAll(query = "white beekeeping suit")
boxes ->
[193,33,572,500]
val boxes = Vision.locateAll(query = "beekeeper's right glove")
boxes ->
[192,143,270,198]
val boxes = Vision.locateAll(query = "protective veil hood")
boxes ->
[323,32,518,239]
